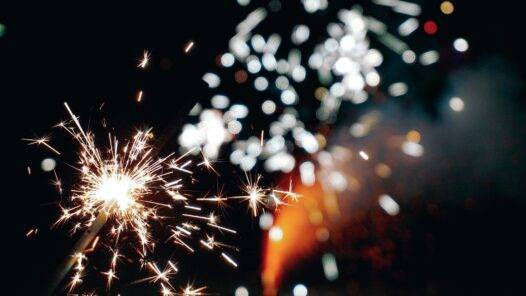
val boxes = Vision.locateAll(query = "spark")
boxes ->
[179,284,207,296]
[52,170,63,194]
[229,174,300,216]
[184,41,195,53]
[102,269,118,288]
[22,135,61,155]
[206,223,237,234]
[137,90,144,102]
[144,261,177,285]
[359,150,369,160]
[184,205,202,211]
[26,228,38,237]
[138,50,151,68]
[221,252,238,268]
[197,152,219,176]
[27,166,31,175]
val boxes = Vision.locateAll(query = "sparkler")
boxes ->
[31,102,246,294]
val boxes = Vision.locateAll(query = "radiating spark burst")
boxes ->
[179,284,207,296]
[22,135,61,155]
[138,50,151,68]
[229,174,301,217]
[29,103,242,294]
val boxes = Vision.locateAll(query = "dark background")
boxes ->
[1,1,525,294]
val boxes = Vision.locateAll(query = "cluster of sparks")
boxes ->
[25,102,299,294]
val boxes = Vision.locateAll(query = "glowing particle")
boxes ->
[41,158,56,172]
[453,38,469,52]
[261,100,276,115]
[258,213,273,230]
[359,150,369,160]
[379,194,400,216]
[423,20,438,35]
[137,90,143,102]
[440,1,454,15]
[184,41,195,53]
[235,286,249,296]
[293,284,308,296]
[221,53,235,67]
[269,226,283,242]
[322,253,339,281]
[449,96,464,112]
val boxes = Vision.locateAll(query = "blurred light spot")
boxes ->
[393,1,421,16]
[230,104,249,118]
[293,284,308,296]
[237,0,250,6]
[203,73,220,88]
[314,87,328,100]
[269,226,283,242]
[315,228,330,242]
[235,70,248,83]
[211,95,230,109]
[221,53,235,67]
[234,286,250,296]
[189,103,202,116]
[401,141,424,157]
[276,59,290,74]
[388,82,408,97]
[262,100,277,115]
[262,53,277,71]
[322,253,339,281]
[359,150,369,160]
[41,158,56,172]
[406,130,421,143]
[449,96,464,112]
[0,23,5,37]
[240,156,256,171]
[259,213,274,230]
[281,89,297,105]
[350,123,367,137]
[379,194,400,216]
[247,56,262,73]
[440,1,454,15]
[228,120,243,135]
[365,71,380,87]
[309,210,323,225]
[292,24,310,45]
[423,20,437,35]
[419,50,439,66]
[292,66,307,82]
[302,0,328,13]
[398,18,419,37]
[275,76,290,90]
[375,163,392,178]
[328,171,347,192]
[254,76,269,91]
[268,0,282,12]
[251,35,266,53]
[402,50,416,64]
[230,149,244,165]
[453,38,469,52]
[299,161,316,186]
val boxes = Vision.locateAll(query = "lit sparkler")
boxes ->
[32,102,242,294]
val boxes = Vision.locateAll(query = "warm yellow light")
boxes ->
[440,1,454,15]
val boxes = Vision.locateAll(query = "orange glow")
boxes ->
[262,178,324,296]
